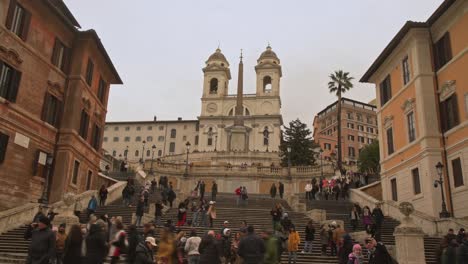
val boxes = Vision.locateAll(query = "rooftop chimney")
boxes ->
[153,116,157,122]
[177,117,182,121]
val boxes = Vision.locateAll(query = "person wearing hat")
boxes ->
[134,236,157,264]
[55,223,67,264]
[25,215,56,264]
[220,221,229,236]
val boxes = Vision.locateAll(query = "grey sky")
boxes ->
[64,0,443,127]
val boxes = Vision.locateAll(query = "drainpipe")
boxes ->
[428,28,454,216]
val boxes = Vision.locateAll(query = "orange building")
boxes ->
[313,98,378,166]
[0,0,122,210]
[360,0,467,218]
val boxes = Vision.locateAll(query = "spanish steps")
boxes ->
[0,185,441,263]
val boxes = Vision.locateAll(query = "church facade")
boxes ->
[103,46,284,163]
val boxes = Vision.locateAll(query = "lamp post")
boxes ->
[141,140,146,167]
[320,149,324,180]
[184,142,191,177]
[38,154,54,205]
[434,162,451,218]
[287,146,292,180]
[150,145,156,175]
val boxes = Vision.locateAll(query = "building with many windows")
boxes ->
[103,46,284,165]
[360,0,468,218]
[0,0,122,210]
[312,98,378,165]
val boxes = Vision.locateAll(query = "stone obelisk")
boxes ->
[228,50,249,151]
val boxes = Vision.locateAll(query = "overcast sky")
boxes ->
[64,0,443,127]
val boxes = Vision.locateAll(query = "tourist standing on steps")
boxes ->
[320,224,329,256]
[279,181,284,199]
[199,230,222,264]
[457,234,468,264]
[338,234,353,264]
[177,200,188,227]
[372,204,384,236]
[185,229,202,264]
[200,199,209,227]
[305,182,312,200]
[134,237,157,264]
[362,206,372,233]
[366,238,395,264]
[212,181,218,201]
[55,223,67,264]
[238,226,266,264]
[271,203,283,231]
[347,244,364,264]
[168,187,177,208]
[155,200,164,226]
[25,215,56,264]
[87,195,98,220]
[281,213,293,232]
[108,219,127,264]
[235,186,242,206]
[287,226,300,264]
[240,186,249,206]
[350,206,360,231]
[98,185,108,206]
[207,201,217,228]
[85,224,107,264]
[270,183,277,198]
[302,220,315,254]
[135,196,145,227]
[126,225,140,264]
[63,224,83,264]
[200,181,206,200]
[261,230,278,264]
[151,178,157,194]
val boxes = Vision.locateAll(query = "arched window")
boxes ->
[245,108,250,116]
[207,127,213,146]
[112,150,116,157]
[146,149,151,157]
[263,127,269,146]
[210,78,218,94]
[135,150,139,157]
[170,129,176,138]
[263,76,272,92]
[124,149,128,157]
[228,109,233,116]
[158,150,162,156]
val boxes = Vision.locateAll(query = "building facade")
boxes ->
[313,98,378,165]
[103,46,283,164]
[0,0,122,210]
[360,0,468,218]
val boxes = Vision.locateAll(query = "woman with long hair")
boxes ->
[207,201,217,228]
[287,226,300,264]
[157,228,175,264]
[63,224,83,264]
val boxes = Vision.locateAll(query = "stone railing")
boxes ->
[349,185,468,236]
[151,162,335,178]
[0,175,126,235]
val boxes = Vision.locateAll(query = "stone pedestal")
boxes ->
[227,126,249,151]
[307,209,326,223]
[394,202,426,264]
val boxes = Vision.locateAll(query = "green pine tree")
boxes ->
[357,140,380,174]
[280,119,317,167]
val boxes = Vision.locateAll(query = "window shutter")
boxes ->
[62,46,71,73]
[444,32,452,62]
[41,93,50,121]
[452,94,459,126]
[32,149,40,175]
[0,133,10,163]
[20,9,31,41]
[7,70,21,102]
[51,39,59,65]
[5,0,17,30]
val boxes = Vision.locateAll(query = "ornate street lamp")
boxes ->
[38,154,54,205]
[184,142,191,177]
[150,145,156,175]
[287,146,292,180]
[434,162,451,218]
[141,140,146,167]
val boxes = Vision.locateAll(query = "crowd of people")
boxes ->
[23,176,468,264]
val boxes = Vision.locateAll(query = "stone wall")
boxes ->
[360,181,382,200]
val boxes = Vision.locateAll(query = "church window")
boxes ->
[209,78,218,94]
[263,76,272,92]
[207,127,213,146]
[245,108,250,116]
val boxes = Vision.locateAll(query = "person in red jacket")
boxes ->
[235,186,242,206]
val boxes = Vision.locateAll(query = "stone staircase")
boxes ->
[302,196,440,264]
[0,188,443,264]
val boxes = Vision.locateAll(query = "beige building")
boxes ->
[103,46,284,164]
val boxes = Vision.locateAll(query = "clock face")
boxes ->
[207,103,218,113]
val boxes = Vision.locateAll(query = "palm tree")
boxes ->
[328,70,354,174]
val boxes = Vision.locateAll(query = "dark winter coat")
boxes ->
[305,225,315,241]
[338,235,353,264]
[368,243,394,264]
[279,183,284,194]
[63,235,83,264]
[212,183,218,195]
[457,240,468,264]
[270,186,277,197]
[199,235,222,264]
[136,200,145,216]
[85,224,108,264]
[127,228,141,263]
[238,233,266,264]
[25,227,56,264]
[134,242,154,264]
[372,208,384,224]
